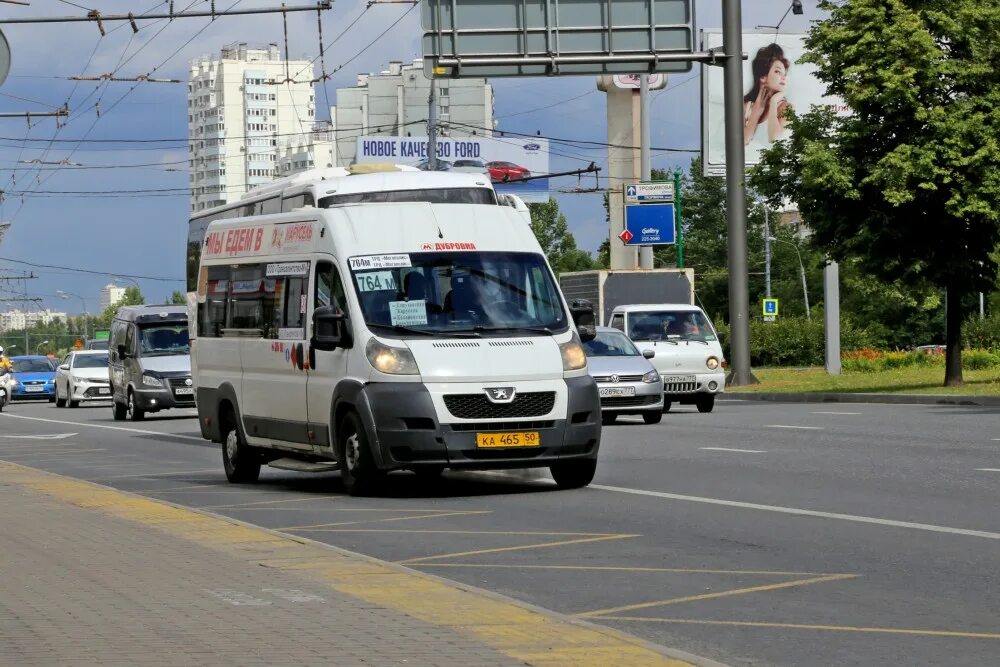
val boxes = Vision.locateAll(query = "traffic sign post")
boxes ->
[762,298,779,322]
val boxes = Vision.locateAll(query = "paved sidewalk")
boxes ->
[0,462,707,667]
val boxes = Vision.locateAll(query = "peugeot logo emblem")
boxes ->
[610,374,620,384]
[484,387,516,404]
[185,379,193,386]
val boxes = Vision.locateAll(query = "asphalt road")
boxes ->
[1,397,998,666]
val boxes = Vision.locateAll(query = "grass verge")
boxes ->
[727,366,1000,395]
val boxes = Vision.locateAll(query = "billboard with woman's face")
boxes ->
[701,32,847,176]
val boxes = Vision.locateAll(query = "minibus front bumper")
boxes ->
[359,376,601,471]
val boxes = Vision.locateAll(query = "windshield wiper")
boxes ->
[368,323,479,338]
[447,325,555,336]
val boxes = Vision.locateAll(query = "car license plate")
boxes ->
[174,387,194,395]
[97,388,111,395]
[476,431,541,448]
[599,386,636,397]
[25,386,43,393]
[663,375,696,383]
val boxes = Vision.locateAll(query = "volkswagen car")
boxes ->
[584,327,663,425]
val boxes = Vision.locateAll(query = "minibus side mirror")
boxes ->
[313,305,352,351]
[569,299,597,342]
[642,349,655,359]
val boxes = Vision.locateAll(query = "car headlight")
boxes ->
[142,374,163,387]
[559,333,587,371]
[706,356,720,370]
[366,338,419,375]
[642,369,660,384]
[9,378,17,386]
[71,375,85,383]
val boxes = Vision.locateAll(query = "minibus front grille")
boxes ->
[443,392,555,419]
[449,420,555,432]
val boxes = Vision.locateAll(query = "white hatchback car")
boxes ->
[609,304,726,413]
[54,350,112,408]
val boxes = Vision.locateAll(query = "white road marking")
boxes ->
[0,433,78,440]
[766,425,824,430]
[976,468,1000,472]
[0,413,204,441]
[205,590,271,606]
[811,411,862,415]
[261,588,326,603]
[700,447,767,454]
[591,484,1000,540]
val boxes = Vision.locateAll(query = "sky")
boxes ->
[0,0,816,314]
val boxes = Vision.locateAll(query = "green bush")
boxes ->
[714,316,874,367]
[964,315,1000,351]
[963,349,1000,370]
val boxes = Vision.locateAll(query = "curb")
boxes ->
[0,460,729,667]
[721,392,1000,407]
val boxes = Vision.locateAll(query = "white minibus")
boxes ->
[192,190,601,495]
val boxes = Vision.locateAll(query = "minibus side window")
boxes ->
[284,277,306,331]
[610,314,625,332]
[124,324,135,356]
[315,261,347,314]
[201,266,230,338]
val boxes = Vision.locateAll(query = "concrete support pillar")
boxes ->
[598,77,639,270]
[824,261,841,375]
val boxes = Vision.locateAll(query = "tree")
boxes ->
[752,0,1000,385]
[527,198,596,274]
[169,291,186,305]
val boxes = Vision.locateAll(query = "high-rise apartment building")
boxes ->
[0,309,68,333]
[188,43,319,212]
[100,284,126,311]
[332,60,494,166]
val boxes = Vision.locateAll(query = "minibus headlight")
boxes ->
[642,370,660,384]
[559,334,587,371]
[706,356,720,370]
[366,338,419,375]
[142,374,163,387]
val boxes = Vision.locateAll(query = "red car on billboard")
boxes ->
[486,161,531,182]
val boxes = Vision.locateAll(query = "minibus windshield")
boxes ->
[138,324,190,356]
[349,251,568,336]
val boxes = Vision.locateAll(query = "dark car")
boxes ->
[9,355,57,402]
[487,161,531,182]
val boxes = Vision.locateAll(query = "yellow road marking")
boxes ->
[576,574,857,618]
[201,495,342,509]
[415,563,835,576]
[597,617,1000,639]
[276,510,490,531]
[399,533,638,565]
[0,462,695,666]
[1,448,107,458]
[294,528,617,535]
[135,484,254,493]
[104,468,219,479]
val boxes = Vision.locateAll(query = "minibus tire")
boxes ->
[337,412,380,496]
[550,459,597,489]
[127,391,145,422]
[222,425,260,483]
[112,399,127,421]
[642,410,662,425]
[601,413,617,426]
[696,395,715,413]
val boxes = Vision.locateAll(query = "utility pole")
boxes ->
[674,168,684,268]
[722,0,756,385]
[427,78,438,171]
[763,206,771,299]
[638,74,653,270]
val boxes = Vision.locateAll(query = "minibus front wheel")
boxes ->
[222,424,260,484]
[337,411,382,497]
[550,459,597,490]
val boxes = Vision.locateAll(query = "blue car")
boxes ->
[10,355,57,402]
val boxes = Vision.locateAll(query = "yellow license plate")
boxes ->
[476,431,541,448]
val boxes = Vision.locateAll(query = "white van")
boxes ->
[609,304,725,413]
[192,197,601,495]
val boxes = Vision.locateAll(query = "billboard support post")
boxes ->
[639,74,653,270]
[722,0,756,385]
[427,78,438,171]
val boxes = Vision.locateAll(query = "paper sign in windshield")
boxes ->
[349,254,411,270]
[389,300,428,326]
[356,271,398,292]
[266,261,310,277]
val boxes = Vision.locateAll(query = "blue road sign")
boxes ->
[623,203,676,245]
[626,185,637,198]
[762,298,779,316]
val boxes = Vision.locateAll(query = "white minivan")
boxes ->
[609,304,725,413]
[192,195,601,495]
